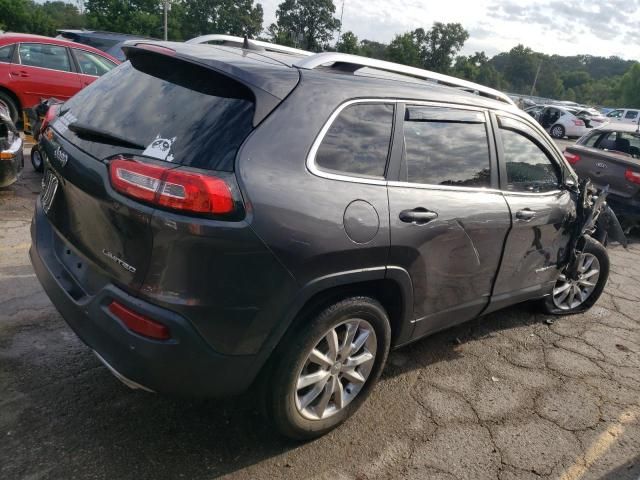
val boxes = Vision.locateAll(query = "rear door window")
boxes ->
[59,54,255,171]
[401,106,491,188]
[315,103,394,178]
[19,43,72,72]
[72,49,117,76]
[624,110,639,120]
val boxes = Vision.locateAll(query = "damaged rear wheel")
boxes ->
[543,236,609,315]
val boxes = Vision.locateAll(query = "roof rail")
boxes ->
[186,34,313,57]
[293,52,515,105]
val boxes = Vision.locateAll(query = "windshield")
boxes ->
[60,54,255,171]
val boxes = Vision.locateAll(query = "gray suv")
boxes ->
[31,37,612,439]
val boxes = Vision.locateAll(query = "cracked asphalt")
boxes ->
[1,148,639,480]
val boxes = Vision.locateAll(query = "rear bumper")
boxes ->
[607,195,640,221]
[30,198,263,397]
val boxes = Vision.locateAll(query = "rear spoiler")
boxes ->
[122,41,300,126]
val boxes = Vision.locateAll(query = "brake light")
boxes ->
[40,103,60,133]
[109,157,234,214]
[108,301,171,340]
[564,151,581,165]
[625,169,640,185]
[573,119,585,126]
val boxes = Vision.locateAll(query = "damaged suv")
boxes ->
[31,37,622,440]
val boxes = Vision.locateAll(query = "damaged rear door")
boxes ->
[387,103,511,337]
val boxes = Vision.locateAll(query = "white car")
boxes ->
[604,108,640,125]
[567,107,608,128]
[530,105,590,138]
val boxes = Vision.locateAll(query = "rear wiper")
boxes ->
[67,122,144,150]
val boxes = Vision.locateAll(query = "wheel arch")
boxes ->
[0,85,21,111]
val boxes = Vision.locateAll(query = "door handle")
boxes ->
[11,71,29,77]
[516,209,536,221]
[399,208,438,225]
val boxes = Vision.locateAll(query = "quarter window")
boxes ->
[315,103,394,178]
[19,43,71,72]
[73,49,116,76]
[0,45,14,63]
[402,106,491,187]
[499,123,560,193]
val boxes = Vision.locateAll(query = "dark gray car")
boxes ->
[30,38,613,439]
[564,124,640,225]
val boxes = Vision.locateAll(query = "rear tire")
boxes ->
[550,124,565,139]
[0,91,19,124]
[265,296,391,440]
[542,236,609,315]
[31,146,44,172]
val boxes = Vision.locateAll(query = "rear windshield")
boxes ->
[59,53,255,171]
[70,35,120,52]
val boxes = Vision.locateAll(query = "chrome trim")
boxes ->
[93,350,155,392]
[387,181,503,195]
[306,98,492,186]
[294,52,515,105]
[185,34,313,56]
[502,190,564,197]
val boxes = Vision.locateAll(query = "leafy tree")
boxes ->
[619,63,640,108]
[336,31,358,54]
[85,0,163,37]
[180,0,263,40]
[358,39,387,60]
[269,0,340,52]
[420,22,468,73]
[386,31,421,67]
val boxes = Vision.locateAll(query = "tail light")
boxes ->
[564,151,581,165]
[109,157,234,215]
[40,103,61,133]
[573,119,585,126]
[625,169,640,185]
[108,301,171,340]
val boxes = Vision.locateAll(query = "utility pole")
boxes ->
[337,0,345,42]
[530,60,542,97]
[163,1,169,41]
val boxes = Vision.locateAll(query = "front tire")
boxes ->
[550,124,565,139]
[543,236,609,315]
[265,296,391,440]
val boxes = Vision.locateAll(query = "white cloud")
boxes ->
[257,0,640,59]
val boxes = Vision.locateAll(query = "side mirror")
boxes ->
[564,177,578,191]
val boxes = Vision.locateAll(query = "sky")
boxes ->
[258,0,640,60]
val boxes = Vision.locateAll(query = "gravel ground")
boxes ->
[1,149,639,480]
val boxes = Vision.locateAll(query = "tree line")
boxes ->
[1,0,639,107]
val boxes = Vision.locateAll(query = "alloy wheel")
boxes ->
[552,253,600,310]
[295,318,377,420]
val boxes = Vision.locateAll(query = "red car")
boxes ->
[0,33,119,122]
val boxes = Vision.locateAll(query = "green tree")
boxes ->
[420,22,469,73]
[619,63,640,108]
[386,31,421,67]
[0,0,38,32]
[358,39,387,60]
[85,0,163,37]
[336,31,358,54]
[180,0,263,40]
[269,0,340,52]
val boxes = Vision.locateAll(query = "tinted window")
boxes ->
[315,103,394,177]
[60,55,255,171]
[598,131,640,157]
[624,110,638,120]
[402,107,490,187]
[73,49,116,76]
[500,126,560,192]
[0,44,14,63]
[19,43,71,72]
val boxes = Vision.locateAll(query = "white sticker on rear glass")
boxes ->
[143,135,176,162]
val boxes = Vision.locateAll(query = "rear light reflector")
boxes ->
[40,103,60,133]
[563,151,581,165]
[108,301,171,340]
[109,157,234,214]
[625,169,640,185]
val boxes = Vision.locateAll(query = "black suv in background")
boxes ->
[31,38,612,439]
[56,29,152,61]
